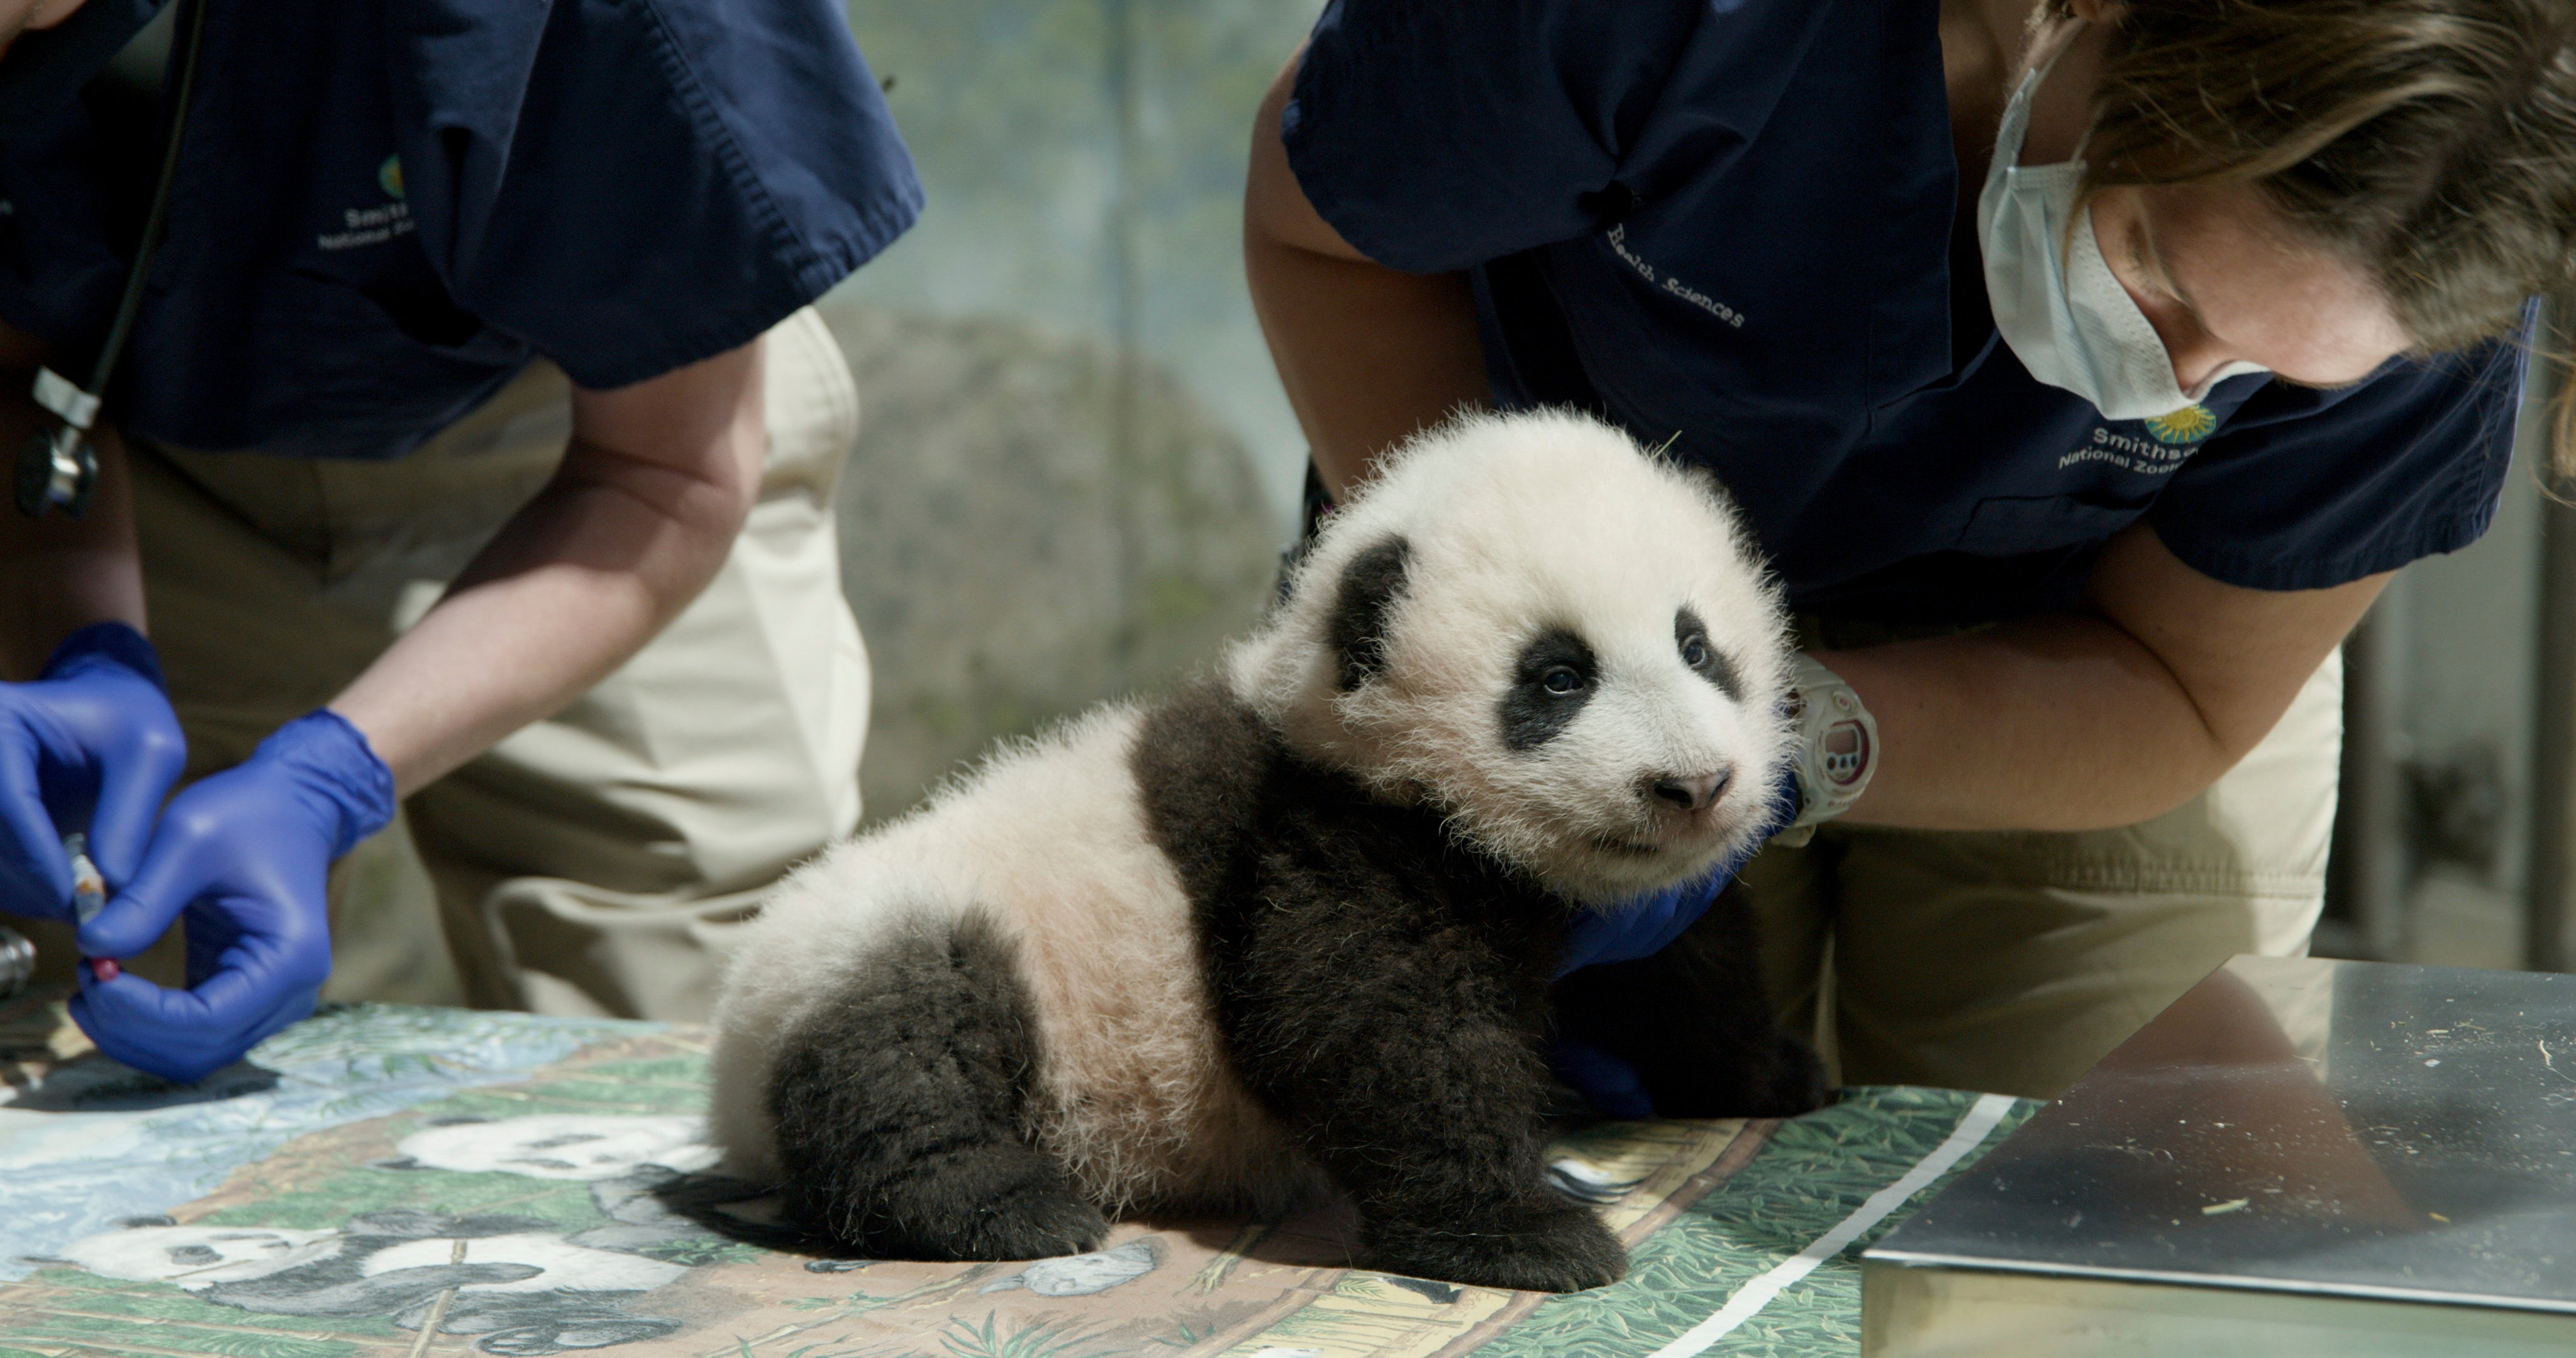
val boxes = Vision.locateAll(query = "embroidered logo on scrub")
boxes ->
[2055,403,2220,475]
[317,155,413,252]
[2143,403,2217,446]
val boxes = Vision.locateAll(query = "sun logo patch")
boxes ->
[2143,404,2218,446]
[377,155,404,201]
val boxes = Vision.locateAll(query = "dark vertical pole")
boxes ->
[2526,298,2575,971]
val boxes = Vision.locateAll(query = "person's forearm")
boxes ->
[1820,614,2248,832]
[330,343,765,796]
[1245,52,1489,497]
[1816,520,2385,832]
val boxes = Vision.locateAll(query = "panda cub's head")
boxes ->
[1232,411,1794,905]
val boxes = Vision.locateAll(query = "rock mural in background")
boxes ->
[819,299,1280,822]
[834,0,1324,519]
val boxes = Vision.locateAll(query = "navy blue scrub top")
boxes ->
[0,0,922,460]
[1285,0,2529,624]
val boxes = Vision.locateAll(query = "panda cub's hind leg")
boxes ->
[769,909,1108,1261]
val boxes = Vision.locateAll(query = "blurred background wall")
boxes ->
[821,0,1326,822]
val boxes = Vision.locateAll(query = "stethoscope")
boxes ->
[13,0,206,521]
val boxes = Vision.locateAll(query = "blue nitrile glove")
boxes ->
[70,709,393,1083]
[1548,1035,1657,1120]
[1550,771,1801,1117]
[0,623,186,922]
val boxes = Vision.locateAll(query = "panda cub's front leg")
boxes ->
[1297,1022,1626,1294]
[1220,839,1626,1292]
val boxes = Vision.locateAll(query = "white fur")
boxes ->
[1231,410,1792,903]
[712,410,1790,1213]
[711,705,1302,1213]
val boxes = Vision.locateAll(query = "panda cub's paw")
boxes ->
[934,1174,1111,1262]
[1366,1200,1626,1293]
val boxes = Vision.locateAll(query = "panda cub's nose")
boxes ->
[1648,768,1729,813]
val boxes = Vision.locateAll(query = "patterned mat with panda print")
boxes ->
[0,991,2036,1358]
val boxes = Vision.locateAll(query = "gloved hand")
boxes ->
[71,709,394,1083]
[1550,770,1801,1117]
[0,622,186,923]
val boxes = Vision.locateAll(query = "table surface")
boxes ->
[0,992,2031,1358]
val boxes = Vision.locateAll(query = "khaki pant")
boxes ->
[1747,649,2341,1100]
[111,307,866,1021]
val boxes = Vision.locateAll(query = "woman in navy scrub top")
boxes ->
[0,0,919,1079]
[1248,0,2576,1098]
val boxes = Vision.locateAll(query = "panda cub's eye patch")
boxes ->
[1675,607,1743,700]
[1501,627,1597,751]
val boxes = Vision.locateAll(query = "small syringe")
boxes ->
[0,836,113,998]
[65,832,116,981]
[65,831,103,924]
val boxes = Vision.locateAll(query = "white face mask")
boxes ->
[1976,33,2265,421]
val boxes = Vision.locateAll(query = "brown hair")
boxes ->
[2049,0,2576,468]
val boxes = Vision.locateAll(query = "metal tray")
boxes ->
[1863,954,2576,1355]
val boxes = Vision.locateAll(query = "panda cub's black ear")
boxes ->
[1326,536,1411,691]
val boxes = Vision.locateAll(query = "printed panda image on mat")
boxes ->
[710,411,1829,1293]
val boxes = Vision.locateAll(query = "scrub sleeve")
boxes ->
[124,307,867,1021]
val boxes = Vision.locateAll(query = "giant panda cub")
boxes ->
[711,410,1827,1293]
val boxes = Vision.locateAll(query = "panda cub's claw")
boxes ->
[1365,1201,1627,1293]
[944,1177,1112,1261]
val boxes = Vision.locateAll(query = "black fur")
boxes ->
[1499,627,1599,752]
[769,911,1109,1260]
[1550,883,1830,1118]
[1141,681,1824,1286]
[1138,680,1620,1291]
[1674,607,1744,701]
[1327,537,1411,690]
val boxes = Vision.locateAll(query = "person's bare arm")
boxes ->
[0,319,145,680]
[329,338,765,796]
[1825,521,2383,831]
[1245,48,1488,496]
